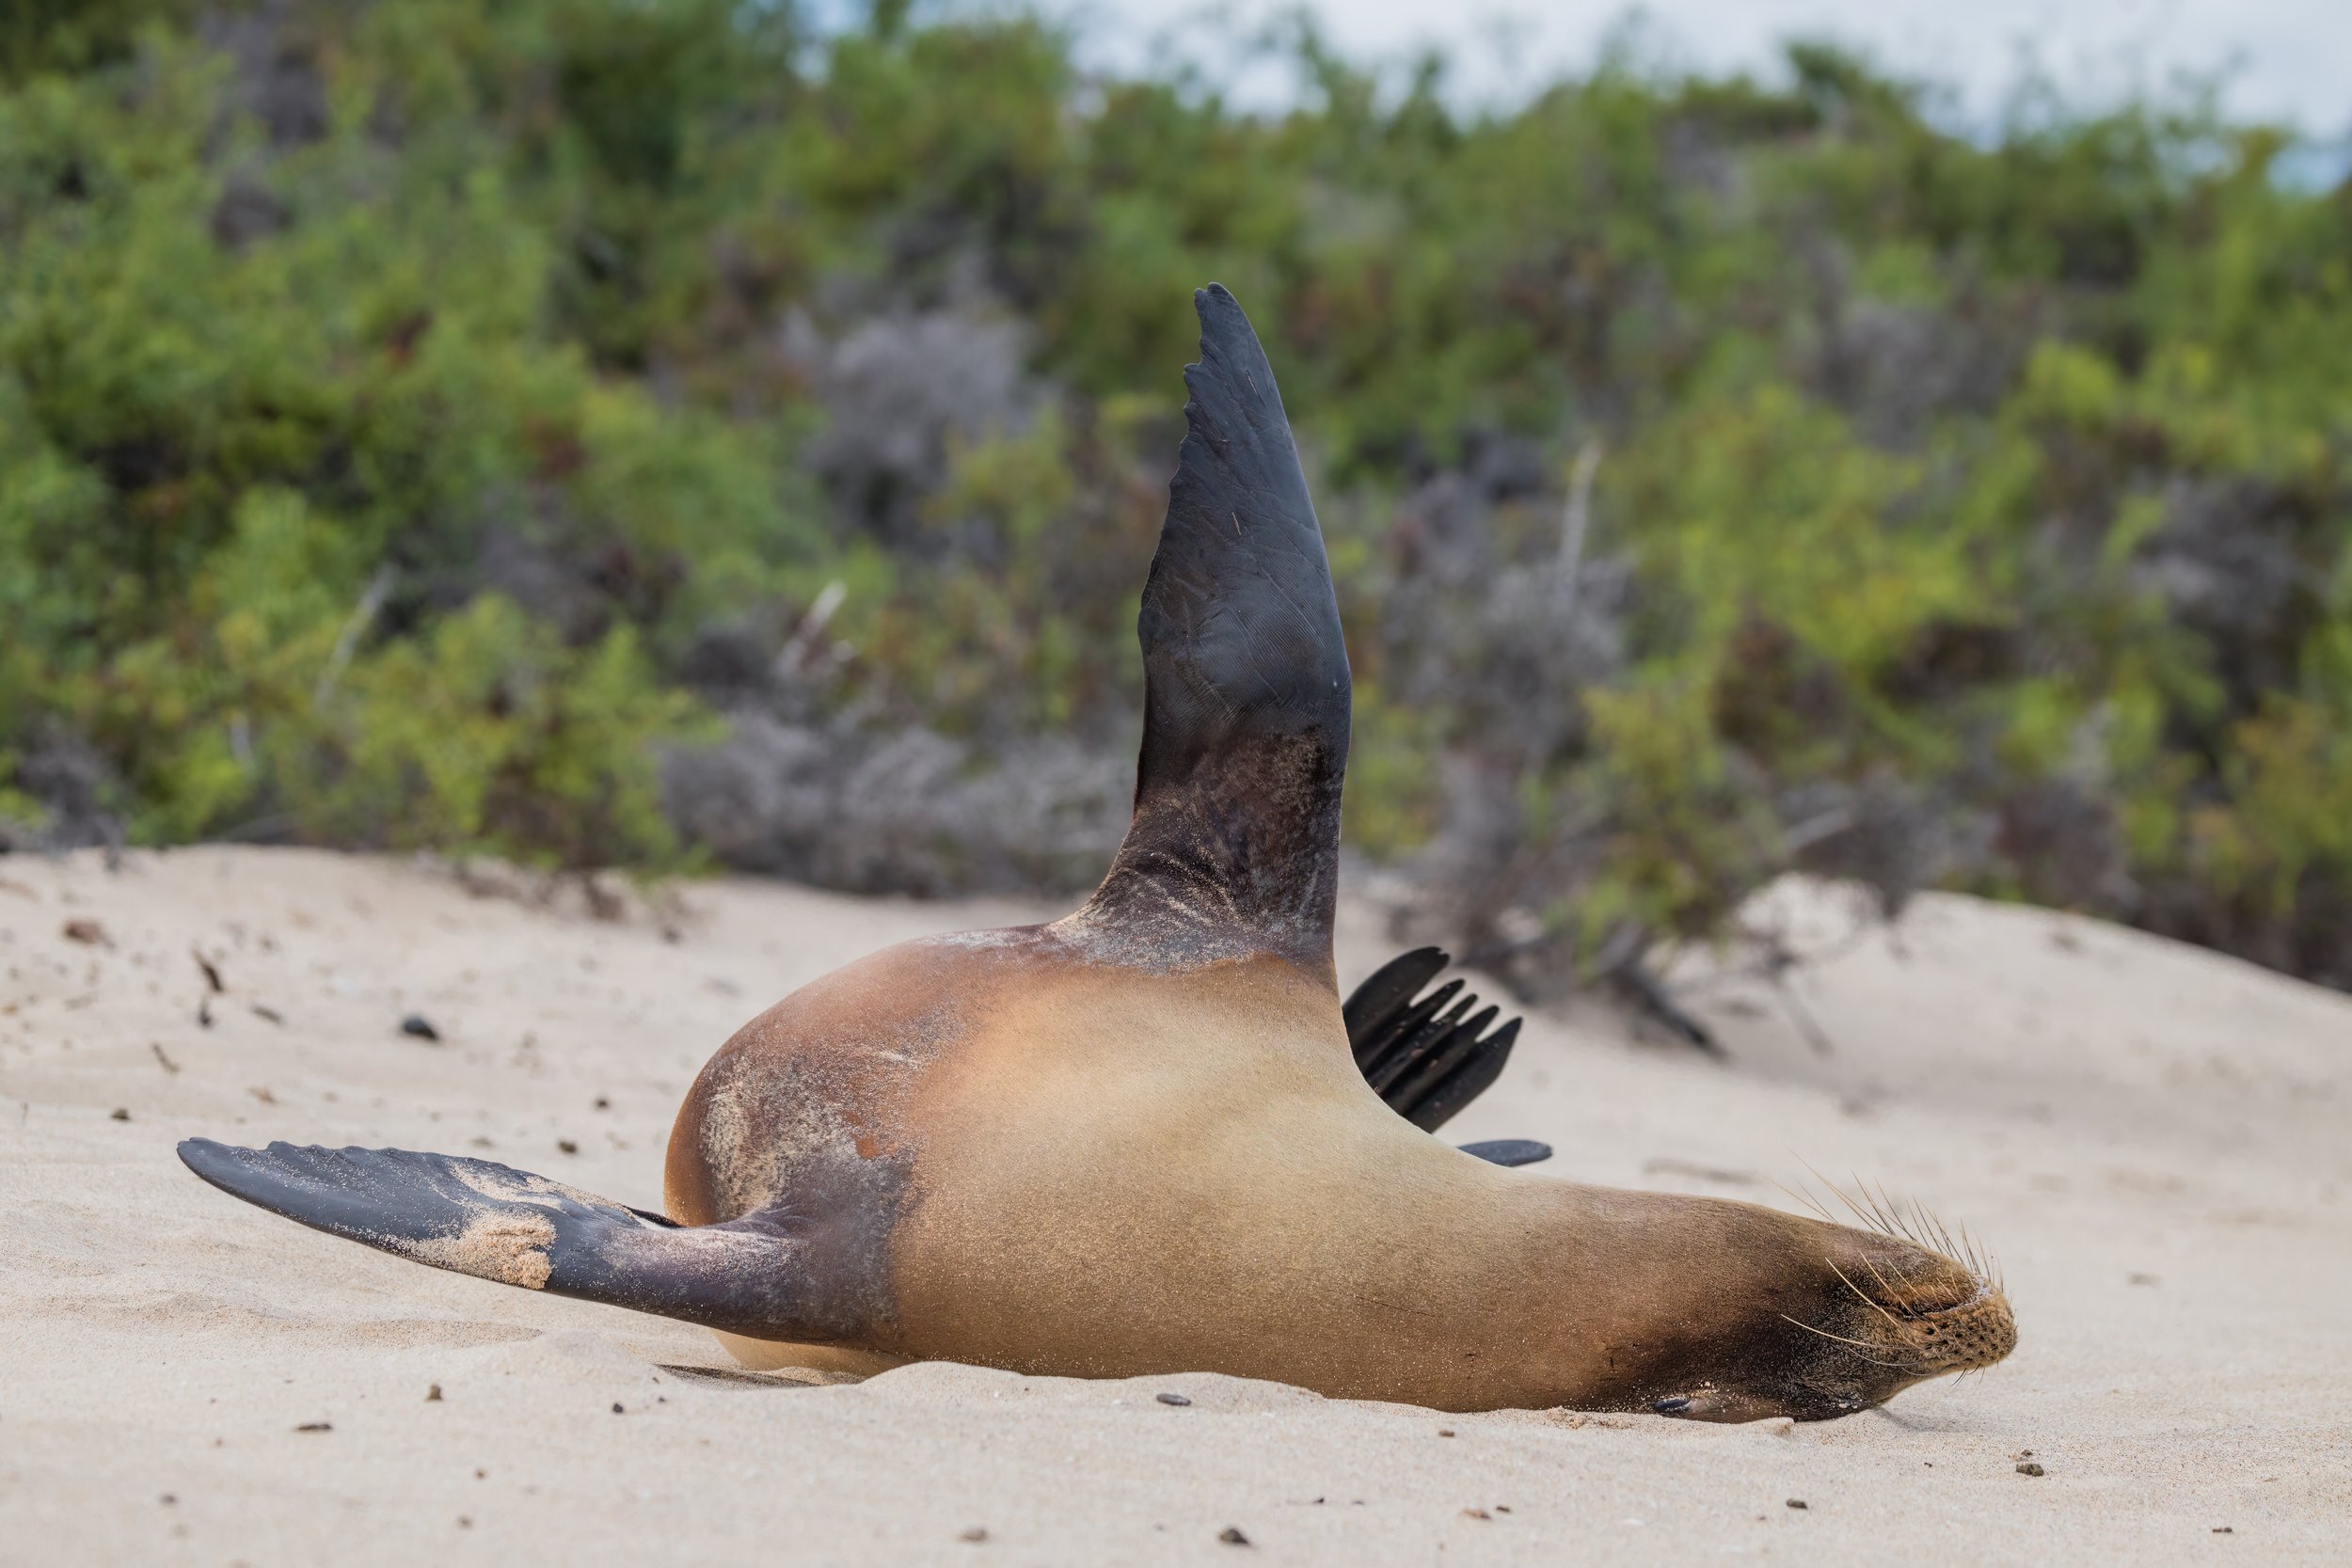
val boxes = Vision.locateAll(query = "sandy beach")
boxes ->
[1,846,2344,1565]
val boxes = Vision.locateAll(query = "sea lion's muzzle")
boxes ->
[1645,1225,2016,1423]
[1894,1281,2019,1378]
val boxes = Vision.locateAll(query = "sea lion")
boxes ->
[181,284,2014,1419]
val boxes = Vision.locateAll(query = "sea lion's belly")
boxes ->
[886,958,1562,1402]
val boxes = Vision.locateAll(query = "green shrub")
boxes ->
[2,1,2349,991]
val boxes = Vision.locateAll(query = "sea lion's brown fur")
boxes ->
[661,918,2013,1417]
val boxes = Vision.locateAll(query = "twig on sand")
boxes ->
[1611,960,1723,1056]
[1770,972,1839,1057]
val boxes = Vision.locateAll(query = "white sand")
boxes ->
[0,847,2344,1565]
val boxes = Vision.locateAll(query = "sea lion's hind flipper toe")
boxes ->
[1343,952,1525,1132]
[177,1139,828,1339]
[1342,948,1448,1062]
[1456,1139,1552,1167]
[1398,1016,1520,1132]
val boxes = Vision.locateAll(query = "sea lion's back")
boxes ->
[661,927,1054,1227]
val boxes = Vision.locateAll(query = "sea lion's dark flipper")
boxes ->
[177,1139,838,1340]
[1083,284,1350,973]
[1343,947,1448,1046]
[1459,1139,1553,1167]
[1344,949,1527,1133]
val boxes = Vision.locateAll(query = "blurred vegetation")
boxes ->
[3,2,2349,993]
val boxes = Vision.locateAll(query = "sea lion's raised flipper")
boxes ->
[1080,284,1350,973]
[1344,949,1526,1133]
[178,1139,839,1339]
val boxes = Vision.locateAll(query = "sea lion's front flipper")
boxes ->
[178,1139,842,1339]
[1344,949,1525,1133]
[1081,284,1351,973]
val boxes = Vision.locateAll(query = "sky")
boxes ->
[1056,0,2352,145]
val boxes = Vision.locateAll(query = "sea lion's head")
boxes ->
[1639,1195,2016,1422]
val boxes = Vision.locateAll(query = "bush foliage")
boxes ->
[4,3,2349,991]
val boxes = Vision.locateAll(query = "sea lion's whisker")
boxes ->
[1859,1252,1905,1303]
[1952,1218,1984,1278]
[1869,1180,1912,1244]
[1814,1175,2002,1311]
[1962,1222,2004,1289]
[1855,1175,1894,1233]
[1872,1180,1915,1245]
[1887,1183,1934,1252]
[1919,1201,1963,1263]
[1776,1314,1902,1367]
[1774,1174,1836,1227]
[1825,1258,1901,1327]
[1861,1177,1918,1251]
[1830,1169,1879,1231]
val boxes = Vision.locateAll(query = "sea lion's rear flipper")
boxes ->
[178,1139,835,1339]
[1458,1139,1552,1167]
[1345,949,1529,1144]
[1081,284,1352,973]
